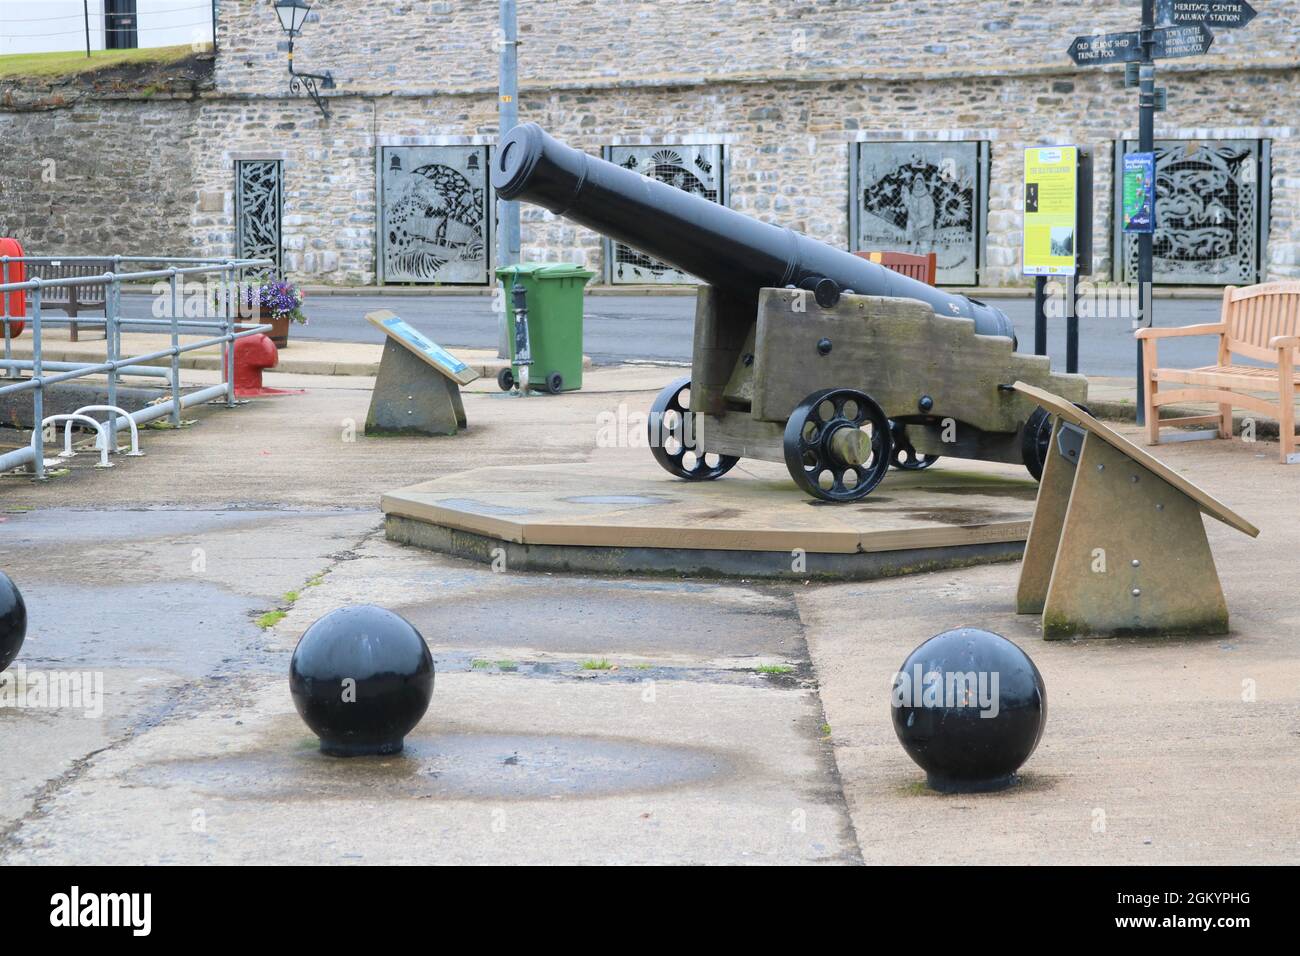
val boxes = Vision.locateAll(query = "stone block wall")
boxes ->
[1,2,1296,288]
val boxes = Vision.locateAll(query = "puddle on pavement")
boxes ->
[399,578,801,658]
[132,730,733,801]
[901,507,1025,526]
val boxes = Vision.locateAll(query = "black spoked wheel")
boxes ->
[889,421,939,471]
[783,388,892,502]
[546,372,564,394]
[1022,403,1091,481]
[647,376,740,481]
[497,367,515,391]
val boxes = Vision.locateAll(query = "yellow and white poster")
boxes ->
[1023,146,1079,276]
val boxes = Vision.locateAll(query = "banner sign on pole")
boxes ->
[1121,151,1157,234]
[1023,146,1080,277]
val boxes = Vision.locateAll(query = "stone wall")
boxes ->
[1,1,1297,287]
[214,0,1296,95]
[0,101,202,257]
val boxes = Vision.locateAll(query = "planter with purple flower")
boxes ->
[244,279,307,348]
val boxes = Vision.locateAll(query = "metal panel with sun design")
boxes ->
[604,144,725,284]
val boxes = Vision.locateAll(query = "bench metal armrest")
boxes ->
[1134,322,1226,340]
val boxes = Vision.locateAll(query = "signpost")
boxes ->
[1157,0,1257,30]
[1067,22,1213,65]
[1066,0,1260,423]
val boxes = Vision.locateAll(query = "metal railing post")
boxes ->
[223,263,236,406]
[30,281,44,479]
[105,272,120,451]
[1,255,11,379]
[168,268,182,426]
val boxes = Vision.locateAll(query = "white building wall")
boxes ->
[0,0,212,56]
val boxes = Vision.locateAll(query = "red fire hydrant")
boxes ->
[1,237,27,338]
[232,333,303,398]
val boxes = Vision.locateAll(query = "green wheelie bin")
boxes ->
[494,262,593,393]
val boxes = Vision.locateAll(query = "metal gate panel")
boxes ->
[1118,139,1264,285]
[853,142,984,286]
[235,160,282,279]
[604,144,725,284]
[379,146,492,284]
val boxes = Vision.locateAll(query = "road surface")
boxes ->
[118,291,1225,377]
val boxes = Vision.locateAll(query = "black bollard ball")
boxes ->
[290,605,434,757]
[891,627,1046,793]
[0,571,26,674]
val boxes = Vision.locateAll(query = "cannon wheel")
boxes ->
[1022,403,1092,481]
[889,421,939,471]
[783,388,892,502]
[647,377,739,481]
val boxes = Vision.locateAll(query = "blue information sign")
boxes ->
[365,310,478,384]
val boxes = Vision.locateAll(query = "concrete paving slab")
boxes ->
[798,422,1299,864]
[2,672,857,865]
[2,356,1296,866]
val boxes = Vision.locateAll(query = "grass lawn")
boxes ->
[0,43,208,80]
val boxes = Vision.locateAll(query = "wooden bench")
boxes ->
[21,259,111,342]
[1137,281,1300,463]
[852,250,938,286]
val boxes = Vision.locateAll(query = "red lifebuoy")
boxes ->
[0,237,26,337]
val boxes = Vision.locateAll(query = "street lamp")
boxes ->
[273,0,335,118]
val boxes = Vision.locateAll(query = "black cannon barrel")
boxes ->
[493,123,1015,340]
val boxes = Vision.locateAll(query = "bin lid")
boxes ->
[495,262,594,280]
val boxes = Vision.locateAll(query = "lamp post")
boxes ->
[274,0,335,119]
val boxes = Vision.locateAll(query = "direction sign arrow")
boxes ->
[1157,0,1257,30]
[1068,30,1142,66]
[1152,21,1215,58]
[1068,21,1215,66]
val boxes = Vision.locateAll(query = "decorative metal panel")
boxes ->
[380,146,491,284]
[605,144,725,284]
[1120,139,1263,285]
[854,142,983,286]
[235,160,282,279]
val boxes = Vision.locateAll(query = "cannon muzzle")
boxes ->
[493,122,1015,340]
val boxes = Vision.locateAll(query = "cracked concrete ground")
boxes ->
[1,362,1296,864]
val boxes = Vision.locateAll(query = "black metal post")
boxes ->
[1066,276,1079,374]
[1033,275,1048,356]
[1135,0,1156,425]
[84,0,91,58]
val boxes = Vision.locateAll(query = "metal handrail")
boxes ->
[0,256,276,479]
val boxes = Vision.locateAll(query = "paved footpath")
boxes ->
[0,361,1296,863]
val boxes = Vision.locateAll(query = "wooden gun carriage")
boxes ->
[493,123,1087,501]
